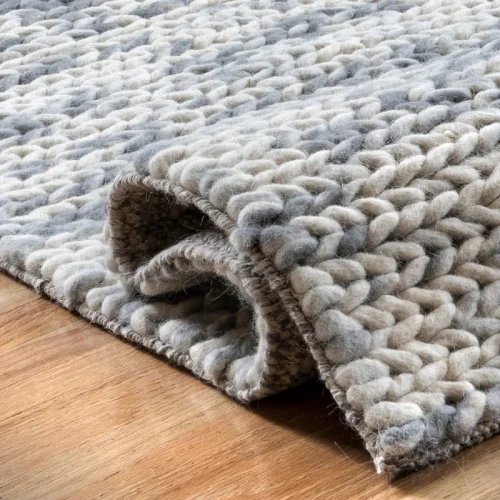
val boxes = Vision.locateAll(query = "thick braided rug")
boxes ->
[2,0,500,476]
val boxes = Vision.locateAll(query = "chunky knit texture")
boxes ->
[2,0,500,475]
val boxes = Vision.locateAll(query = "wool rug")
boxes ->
[2,0,500,476]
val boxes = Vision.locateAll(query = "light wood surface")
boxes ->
[1,272,499,500]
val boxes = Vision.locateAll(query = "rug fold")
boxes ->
[107,173,316,401]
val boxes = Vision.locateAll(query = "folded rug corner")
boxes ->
[1,0,500,476]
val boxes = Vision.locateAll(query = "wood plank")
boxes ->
[0,272,499,499]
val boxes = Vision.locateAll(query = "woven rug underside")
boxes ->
[1,0,500,475]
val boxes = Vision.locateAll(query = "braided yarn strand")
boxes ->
[1,0,500,474]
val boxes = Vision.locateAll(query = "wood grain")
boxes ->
[1,272,499,500]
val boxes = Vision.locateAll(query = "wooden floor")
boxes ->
[1,273,500,499]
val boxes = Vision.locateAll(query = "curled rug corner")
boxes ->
[1,0,500,477]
